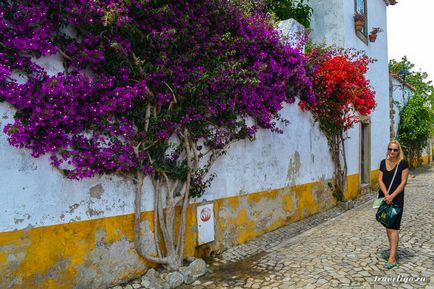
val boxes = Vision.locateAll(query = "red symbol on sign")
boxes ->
[200,207,211,222]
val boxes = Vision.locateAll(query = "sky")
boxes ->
[387,0,434,82]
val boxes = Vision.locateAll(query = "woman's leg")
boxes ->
[386,228,399,262]
[386,229,391,254]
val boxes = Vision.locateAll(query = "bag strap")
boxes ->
[387,161,400,194]
[377,160,400,198]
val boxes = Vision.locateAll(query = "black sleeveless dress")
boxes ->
[378,159,409,230]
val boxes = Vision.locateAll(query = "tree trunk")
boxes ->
[132,130,195,271]
[134,171,169,265]
[327,133,347,202]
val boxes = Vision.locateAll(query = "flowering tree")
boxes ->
[300,46,376,201]
[0,0,314,270]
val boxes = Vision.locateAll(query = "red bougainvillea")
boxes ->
[300,48,376,135]
[299,46,376,201]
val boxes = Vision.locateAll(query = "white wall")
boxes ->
[0,97,334,232]
[0,103,143,231]
[308,0,345,46]
[202,103,333,202]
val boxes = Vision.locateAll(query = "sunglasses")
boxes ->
[388,148,399,152]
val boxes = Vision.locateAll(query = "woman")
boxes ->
[377,140,409,269]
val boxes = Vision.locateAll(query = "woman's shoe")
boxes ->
[385,261,397,269]
[381,251,399,260]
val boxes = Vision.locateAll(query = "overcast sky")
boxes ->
[387,0,434,82]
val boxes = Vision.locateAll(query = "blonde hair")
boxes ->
[386,140,405,162]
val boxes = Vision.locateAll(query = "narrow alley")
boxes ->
[176,166,434,289]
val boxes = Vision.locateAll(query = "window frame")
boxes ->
[354,0,368,44]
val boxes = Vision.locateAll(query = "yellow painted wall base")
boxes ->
[409,155,432,168]
[421,155,432,166]
[0,172,373,289]
[370,169,380,191]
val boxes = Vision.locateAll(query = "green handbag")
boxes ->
[376,202,402,228]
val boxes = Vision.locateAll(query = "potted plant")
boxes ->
[354,11,366,32]
[369,27,383,42]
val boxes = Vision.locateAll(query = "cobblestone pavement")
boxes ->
[180,165,434,289]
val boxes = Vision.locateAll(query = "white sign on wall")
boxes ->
[197,203,215,245]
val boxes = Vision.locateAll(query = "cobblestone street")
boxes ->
[181,165,434,289]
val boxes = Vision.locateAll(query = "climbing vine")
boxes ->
[301,45,376,201]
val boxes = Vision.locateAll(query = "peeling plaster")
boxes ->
[285,189,298,217]
[89,184,104,199]
[251,195,294,230]
[312,177,334,208]
[86,207,104,217]
[14,218,24,224]
[138,220,158,257]
[68,203,80,214]
[220,223,239,249]
[0,240,31,288]
[218,191,297,250]
[74,230,146,289]
[286,151,301,187]
[35,258,71,287]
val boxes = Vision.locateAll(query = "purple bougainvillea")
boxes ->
[1,0,317,270]
[0,0,314,182]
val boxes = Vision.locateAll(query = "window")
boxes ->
[354,0,368,41]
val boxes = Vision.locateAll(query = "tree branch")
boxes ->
[161,171,175,254]
[176,128,193,258]
[151,177,163,258]
[133,171,168,264]
[58,49,73,61]
[190,138,199,169]
[175,182,187,249]
[157,176,170,249]
[145,103,152,132]
[164,81,177,111]
[131,52,145,78]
